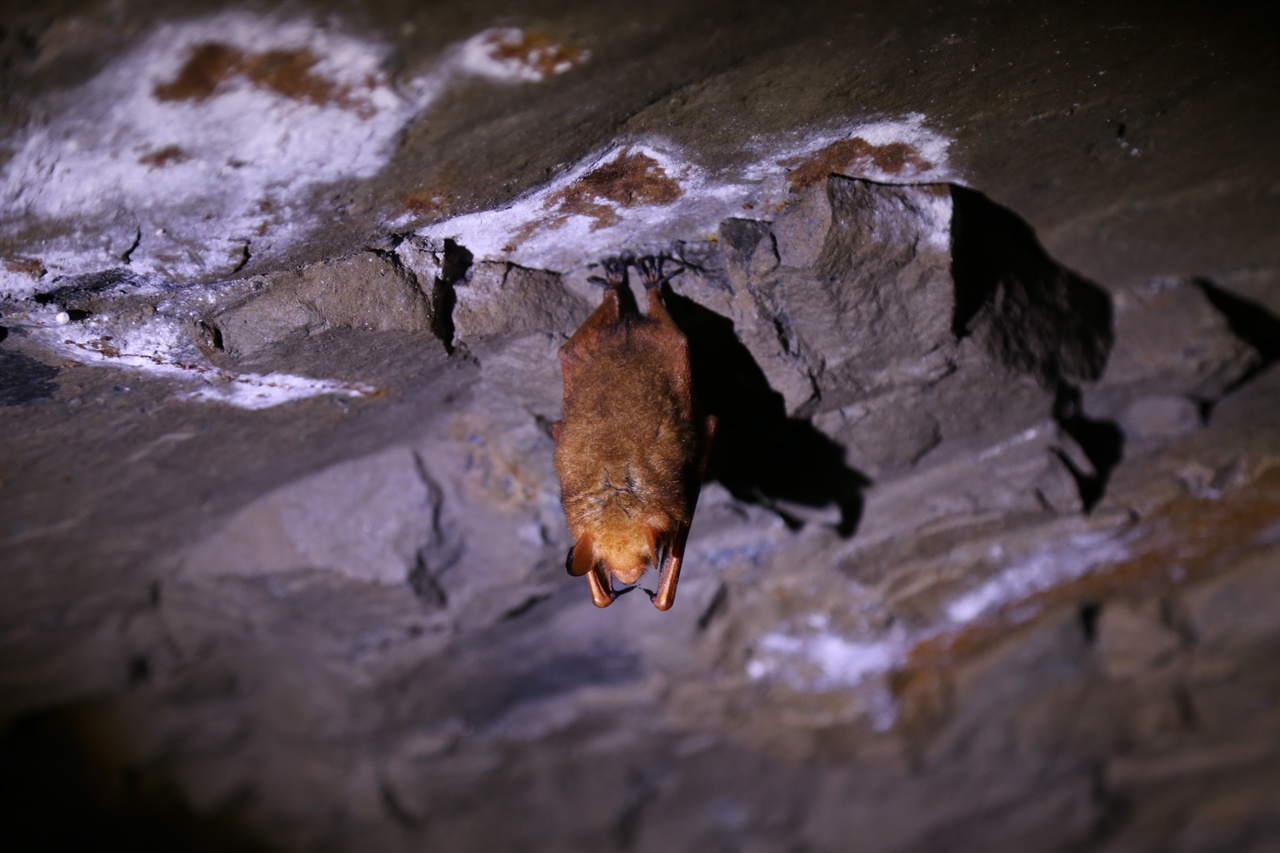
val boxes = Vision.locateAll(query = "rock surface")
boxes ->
[2,2,1279,852]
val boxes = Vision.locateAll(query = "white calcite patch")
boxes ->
[746,114,955,186]
[745,524,1134,728]
[0,11,416,298]
[747,622,904,690]
[745,613,906,729]
[414,140,739,273]
[36,314,375,410]
[178,373,377,410]
[0,16,600,301]
[945,529,1134,623]
[0,16,597,404]
[414,114,957,275]
[456,28,590,83]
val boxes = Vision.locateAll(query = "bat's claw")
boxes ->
[587,255,631,289]
[634,254,684,290]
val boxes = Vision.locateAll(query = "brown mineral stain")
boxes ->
[543,148,682,230]
[138,145,188,167]
[246,48,342,106]
[4,256,46,277]
[403,190,451,218]
[780,138,933,189]
[154,42,372,115]
[501,148,683,250]
[88,337,121,358]
[502,218,543,254]
[890,465,1280,722]
[154,43,241,101]
[482,29,587,78]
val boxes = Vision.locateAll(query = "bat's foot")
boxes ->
[635,254,684,290]
[587,255,631,289]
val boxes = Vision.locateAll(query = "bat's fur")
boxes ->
[553,255,715,609]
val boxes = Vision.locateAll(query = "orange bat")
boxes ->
[552,255,717,610]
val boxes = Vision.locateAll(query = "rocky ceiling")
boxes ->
[1,2,1278,851]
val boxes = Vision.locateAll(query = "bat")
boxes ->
[551,254,716,610]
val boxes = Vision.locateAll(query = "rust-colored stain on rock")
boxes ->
[154,43,372,115]
[481,29,587,78]
[780,138,933,189]
[891,465,1280,726]
[3,256,46,277]
[546,148,682,229]
[154,43,240,101]
[138,145,189,167]
[501,148,683,251]
[403,190,451,218]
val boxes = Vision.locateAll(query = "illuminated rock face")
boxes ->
[1,3,1278,852]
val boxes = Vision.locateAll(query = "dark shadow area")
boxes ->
[1078,601,1102,644]
[0,700,278,853]
[0,348,59,406]
[461,651,641,729]
[664,290,869,536]
[950,186,1113,388]
[432,237,472,354]
[1197,278,1280,386]
[951,185,1123,511]
[1054,385,1125,513]
[32,268,141,307]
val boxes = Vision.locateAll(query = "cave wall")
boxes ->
[2,2,1278,851]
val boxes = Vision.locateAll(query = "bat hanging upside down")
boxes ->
[552,254,717,610]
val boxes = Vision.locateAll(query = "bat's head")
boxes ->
[565,516,678,609]
[568,521,662,587]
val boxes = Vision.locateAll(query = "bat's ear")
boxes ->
[551,420,562,444]
[568,533,595,577]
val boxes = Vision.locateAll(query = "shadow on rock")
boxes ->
[950,185,1113,387]
[1196,278,1280,386]
[665,290,870,536]
[0,699,278,853]
[951,186,1123,510]
[0,348,59,406]
[1055,385,1125,512]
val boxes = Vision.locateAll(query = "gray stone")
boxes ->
[1122,394,1203,439]
[450,261,590,347]
[1095,599,1182,679]
[1181,546,1280,655]
[209,253,432,358]
[182,446,446,586]
[1084,279,1260,421]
